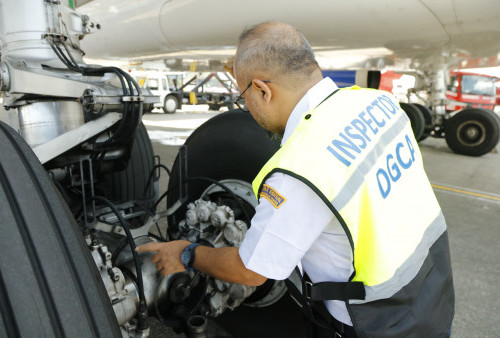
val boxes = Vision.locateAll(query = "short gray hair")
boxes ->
[234,22,319,82]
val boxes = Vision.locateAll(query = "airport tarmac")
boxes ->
[143,107,500,338]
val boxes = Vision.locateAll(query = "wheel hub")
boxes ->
[457,120,486,146]
[165,97,177,112]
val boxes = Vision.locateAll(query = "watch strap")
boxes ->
[182,243,201,271]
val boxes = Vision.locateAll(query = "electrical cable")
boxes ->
[61,42,82,72]
[154,222,165,241]
[50,174,73,207]
[62,21,85,56]
[154,190,169,210]
[142,164,172,198]
[115,67,143,140]
[50,43,79,72]
[92,195,149,330]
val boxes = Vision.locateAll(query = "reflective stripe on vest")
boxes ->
[253,87,446,304]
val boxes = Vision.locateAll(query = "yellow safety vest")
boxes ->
[253,87,454,337]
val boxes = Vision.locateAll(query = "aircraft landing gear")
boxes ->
[409,58,500,156]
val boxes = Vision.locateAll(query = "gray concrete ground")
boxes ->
[418,138,500,338]
[143,107,500,337]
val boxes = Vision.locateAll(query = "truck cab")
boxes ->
[446,71,497,112]
[134,71,184,113]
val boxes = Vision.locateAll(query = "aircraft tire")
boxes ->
[0,122,120,337]
[101,122,156,204]
[445,108,500,156]
[163,94,179,114]
[412,103,433,141]
[399,102,426,141]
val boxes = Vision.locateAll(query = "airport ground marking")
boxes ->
[431,183,500,202]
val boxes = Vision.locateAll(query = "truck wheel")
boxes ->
[208,104,222,111]
[412,103,433,141]
[0,122,120,337]
[166,109,280,233]
[445,108,500,156]
[163,95,179,114]
[400,102,425,141]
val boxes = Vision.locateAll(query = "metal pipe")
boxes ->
[186,315,208,338]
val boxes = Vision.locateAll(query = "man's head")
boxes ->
[233,22,323,136]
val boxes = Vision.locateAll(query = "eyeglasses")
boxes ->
[234,80,273,112]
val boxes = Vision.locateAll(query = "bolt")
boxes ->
[108,268,120,282]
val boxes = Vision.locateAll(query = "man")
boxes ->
[138,22,454,337]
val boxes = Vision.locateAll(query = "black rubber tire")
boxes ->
[208,104,222,111]
[0,122,120,337]
[445,108,500,156]
[102,122,155,203]
[412,103,433,141]
[399,102,425,141]
[163,95,179,114]
[166,109,280,235]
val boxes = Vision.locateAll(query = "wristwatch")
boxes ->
[181,243,201,272]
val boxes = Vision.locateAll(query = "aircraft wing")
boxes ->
[78,0,500,66]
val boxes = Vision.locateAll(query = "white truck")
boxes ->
[135,70,238,113]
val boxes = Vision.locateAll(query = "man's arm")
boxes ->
[136,240,267,287]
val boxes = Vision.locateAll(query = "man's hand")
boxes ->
[137,240,267,286]
[136,240,191,276]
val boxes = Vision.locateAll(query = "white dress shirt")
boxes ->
[239,77,355,325]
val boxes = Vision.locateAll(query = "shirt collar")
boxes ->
[281,77,338,145]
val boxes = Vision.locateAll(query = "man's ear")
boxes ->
[252,79,272,104]
[224,57,235,77]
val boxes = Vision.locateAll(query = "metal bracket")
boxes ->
[79,158,96,227]
[122,96,144,102]
[33,112,122,164]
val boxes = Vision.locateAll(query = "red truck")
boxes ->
[445,70,498,112]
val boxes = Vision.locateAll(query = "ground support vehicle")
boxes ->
[0,1,301,337]
[445,70,497,112]
[139,71,238,114]
[176,72,238,112]
[134,71,184,114]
